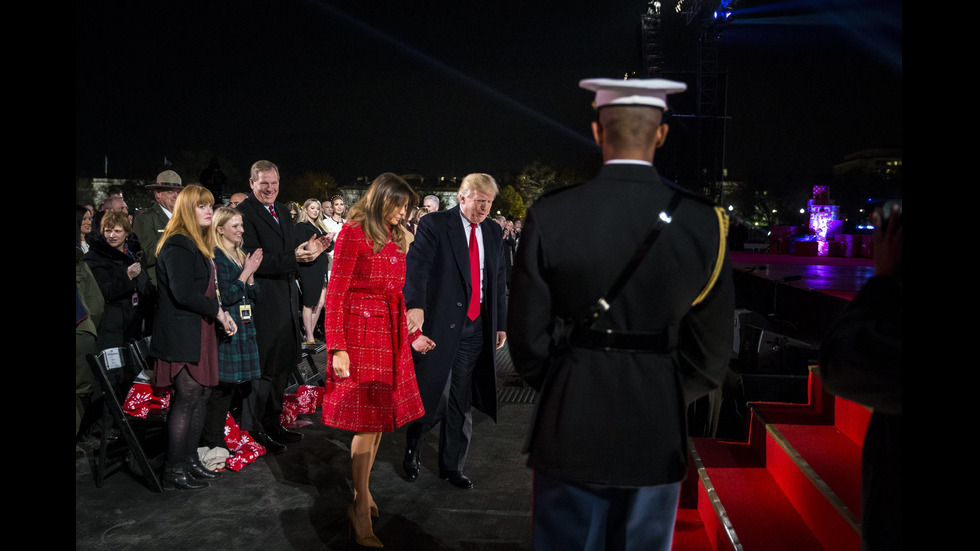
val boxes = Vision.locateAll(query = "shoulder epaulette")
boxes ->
[691,206,729,307]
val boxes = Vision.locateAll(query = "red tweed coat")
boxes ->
[321,223,424,432]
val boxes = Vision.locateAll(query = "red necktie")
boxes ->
[467,223,480,321]
[269,205,279,223]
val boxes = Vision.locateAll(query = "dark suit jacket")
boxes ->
[150,233,219,362]
[238,194,301,376]
[403,206,508,423]
[508,163,734,486]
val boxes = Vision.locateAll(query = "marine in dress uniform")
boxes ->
[508,78,735,550]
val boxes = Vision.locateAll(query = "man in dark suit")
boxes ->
[402,173,508,489]
[508,79,735,550]
[133,170,183,289]
[238,160,327,453]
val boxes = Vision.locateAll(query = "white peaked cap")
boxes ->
[579,78,687,110]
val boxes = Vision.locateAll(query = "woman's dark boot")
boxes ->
[162,461,209,491]
[186,456,222,480]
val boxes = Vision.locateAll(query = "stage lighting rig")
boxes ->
[675,0,740,25]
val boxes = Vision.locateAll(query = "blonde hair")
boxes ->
[156,184,215,259]
[297,198,328,233]
[347,173,418,254]
[209,206,245,264]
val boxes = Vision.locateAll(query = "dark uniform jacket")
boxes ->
[132,203,170,289]
[403,206,508,423]
[508,163,734,486]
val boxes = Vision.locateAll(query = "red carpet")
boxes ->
[682,372,868,550]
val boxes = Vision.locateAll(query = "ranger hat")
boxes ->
[148,170,184,190]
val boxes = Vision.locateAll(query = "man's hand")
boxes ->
[295,235,323,263]
[411,335,437,355]
[496,331,507,350]
[406,308,424,334]
[315,234,333,252]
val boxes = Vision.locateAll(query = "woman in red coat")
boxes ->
[321,173,425,547]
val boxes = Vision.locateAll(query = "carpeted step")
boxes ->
[687,369,867,550]
[687,438,828,551]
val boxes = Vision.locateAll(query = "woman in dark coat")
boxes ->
[294,199,333,345]
[151,185,238,491]
[321,174,424,548]
[83,209,151,349]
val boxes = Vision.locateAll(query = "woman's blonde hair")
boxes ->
[297,198,328,233]
[347,173,418,254]
[156,184,215,259]
[209,206,244,264]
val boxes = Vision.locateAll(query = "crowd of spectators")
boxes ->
[74,173,526,489]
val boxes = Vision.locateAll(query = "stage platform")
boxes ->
[731,251,874,301]
[729,251,872,346]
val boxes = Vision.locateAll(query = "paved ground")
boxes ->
[76,344,537,551]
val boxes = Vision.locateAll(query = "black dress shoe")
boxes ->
[162,463,209,491]
[439,470,473,489]
[186,457,222,480]
[403,448,420,481]
[252,431,287,454]
[268,424,303,444]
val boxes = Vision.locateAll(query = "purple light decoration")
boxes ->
[807,185,842,256]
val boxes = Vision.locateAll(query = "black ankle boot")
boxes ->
[186,457,221,480]
[162,462,209,491]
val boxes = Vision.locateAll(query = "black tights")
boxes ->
[167,369,213,466]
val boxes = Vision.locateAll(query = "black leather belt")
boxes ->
[569,326,675,352]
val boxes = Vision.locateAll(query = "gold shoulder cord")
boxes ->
[691,206,729,307]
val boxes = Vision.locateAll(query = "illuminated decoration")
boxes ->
[804,185,842,256]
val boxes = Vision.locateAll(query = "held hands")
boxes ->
[412,335,436,355]
[406,308,424,334]
[332,350,350,379]
[126,262,142,280]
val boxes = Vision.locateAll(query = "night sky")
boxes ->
[76,0,901,189]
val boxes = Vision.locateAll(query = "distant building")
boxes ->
[832,149,902,181]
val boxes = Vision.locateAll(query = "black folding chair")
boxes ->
[131,335,154,372]
[86,345,168,492]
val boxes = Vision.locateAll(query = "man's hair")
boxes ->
[598,106,663,151]
[102,196,126,211]
[458,173,499,200]
[250,160,279,182]
[424,195,439,205]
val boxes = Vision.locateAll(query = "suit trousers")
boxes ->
[252,370,288,431]
[532,470,681,551]
[407,312,483,472]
